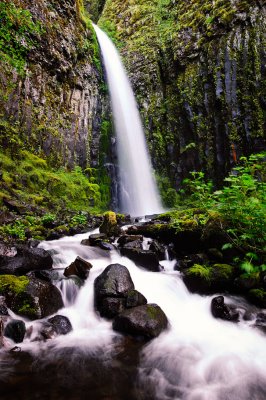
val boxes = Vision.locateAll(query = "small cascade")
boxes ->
[93,24,164,217]
[56,278,80,307]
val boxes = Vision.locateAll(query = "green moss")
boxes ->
[0,275,29,294]
[212,264,233,279]
[146,305,159,320]
[187,264,212,281]
[0,2,44,73]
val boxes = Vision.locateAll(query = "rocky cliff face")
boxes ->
[100,0,266,188]
[0,0,105,170]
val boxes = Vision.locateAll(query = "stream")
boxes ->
[1,229,266,400]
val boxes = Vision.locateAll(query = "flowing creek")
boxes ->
[1,228,266,400]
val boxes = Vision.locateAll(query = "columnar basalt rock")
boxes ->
[0,0,106,170]
[100,0,266,187]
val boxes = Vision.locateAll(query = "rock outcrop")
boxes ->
[100,0,266,190]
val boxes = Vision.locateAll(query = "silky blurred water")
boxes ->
[0,230,265,399]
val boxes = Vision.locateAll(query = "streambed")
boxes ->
[1,230,266,400]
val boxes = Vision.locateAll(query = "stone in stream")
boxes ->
[149,240,165,261]
[48,315,72,335]
[87,233,107,246]
[117,235,143,246]
[0,246,53,276]
[64,256,92,280]
[211,296,239,322]
[120,245,160,272]
[94,263,135,318]
[0,275,63,320]
[113,304,168,339]
[4,319,26,343]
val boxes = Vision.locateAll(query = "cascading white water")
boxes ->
[93,24,164,217]
[2,230,265,399]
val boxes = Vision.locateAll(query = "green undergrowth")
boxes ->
[0,147,108,215]
[0,1,44,73]
[159,152,266,273]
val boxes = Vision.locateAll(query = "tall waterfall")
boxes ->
[93,24,163,217]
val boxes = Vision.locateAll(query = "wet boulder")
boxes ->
[100,297,126,318]
[149,240,165,261]
[255,313,266,334]
[126,290,147,308]
[0,246,53,276]
[48,315,72,335]
[211,296,239,322]
[99,242,115,251]
[120,242,160,272]
[99,211,121,237]
[87,233,107,246]
[94,264,134,318]
[117,235,143,246]
[113,304,168,339]
[26,269,60,283]
[4,319,26,343]
[64,256,92,280]
[0,275,63,320]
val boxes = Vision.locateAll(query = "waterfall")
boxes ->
[93,24,164,217]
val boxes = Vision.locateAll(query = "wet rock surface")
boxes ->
[1,276,63,320]
[0,246,53,276]
[47,315,72,335]
[211,296,239,322]
[113,304,168,339]
[94,263,135,318]
[64,256,92,280]
[4,319,26,343]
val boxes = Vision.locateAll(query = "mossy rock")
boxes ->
[183,263,235,294]
[0,274,63,319]
[99,211,121,237]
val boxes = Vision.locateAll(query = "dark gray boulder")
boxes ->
[0,246,53,276]
[211,296,239,322]
[149,240,165,261]
[100,297,126,318]
[4,319,26,343]
[117,235,143,246]
[126,290,147,308]
[113,304,168,339]
[48,315,72,335]
[64,256,92,280]
[120,246,160,272]
[94,264,134,318]
[88,233,107,246]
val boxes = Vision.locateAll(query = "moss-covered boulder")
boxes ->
[99,211,121,237]
[183,263,234,294]
[0,275,63,320]
[112,304,168,339]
